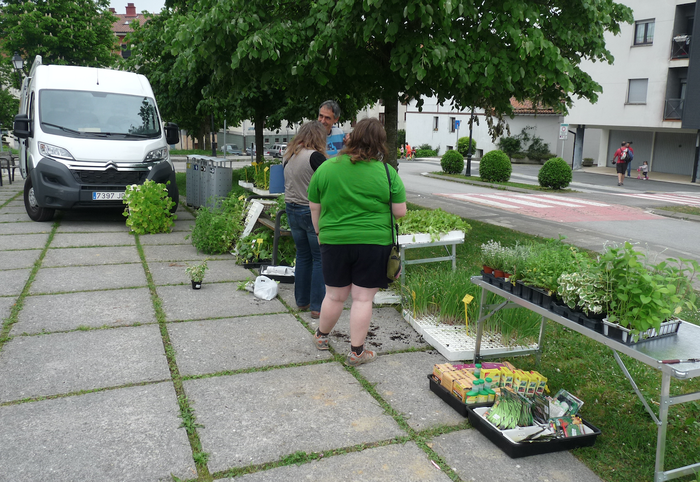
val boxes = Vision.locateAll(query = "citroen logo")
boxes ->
[105,161,117,170]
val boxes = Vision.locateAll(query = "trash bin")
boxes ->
[203,157,232,209]
[269,164,285,194]
[186,155,203,207]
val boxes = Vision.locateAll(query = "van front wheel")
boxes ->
[24,176,55,222]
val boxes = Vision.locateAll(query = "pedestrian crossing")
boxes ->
[615,192,700,206]
[437,193,611,209]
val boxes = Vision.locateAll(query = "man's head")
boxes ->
[621,142,627,147]
[318,100,341,135]
[626,142,632,147]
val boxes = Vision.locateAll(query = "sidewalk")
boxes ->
[0,174,602,481]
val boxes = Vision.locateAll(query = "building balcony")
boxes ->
[671,35,691,59]
[664,99,684,120]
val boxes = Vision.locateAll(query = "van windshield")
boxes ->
[39,90,161,138]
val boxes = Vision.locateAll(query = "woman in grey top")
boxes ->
[283,121,327,318]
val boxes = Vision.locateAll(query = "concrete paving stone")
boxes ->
[0,383,195,481]
[149,259,255,286]
[169,314,332,376]
[42,245,140,267]
[0,205,28,213]
[356,351,465,431]
[14,287,156,335]
[0,232,50,250]
[158,282,287,321]
[0,296,15,320]
[431,429,603,482]
[142,243,233,262]
[56,220,130,232]
[30,264,147,294]
[0,212,30,222]
[174,209,195,220]
[304,307,429,355]
[0,249,41,269]
[0,221,52,234]
[50,232,136,248]
[0,325,170,402]
[171,219,195,232]
[225,442,453,482]
[0,268,31,296]
[138,230,191,245]
[184,363,405,472]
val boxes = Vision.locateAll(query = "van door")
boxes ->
[18,78,32,179]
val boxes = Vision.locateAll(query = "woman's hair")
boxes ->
[340,118,388,163]
[283,121,327,161]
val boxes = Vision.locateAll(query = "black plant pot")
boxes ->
[191,280,202,290]
[516,281,533,301]
[530,286,553,309]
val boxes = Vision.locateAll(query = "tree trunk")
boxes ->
[383,96,399,171]
[254,109,265,163]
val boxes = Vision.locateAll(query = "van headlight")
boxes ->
[38,142,74,160]
[144,147,168,162]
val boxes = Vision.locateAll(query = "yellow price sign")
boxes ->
[264,166,269,172]
[462,293,474,330]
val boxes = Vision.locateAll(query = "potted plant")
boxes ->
[480,240,503,275]
[235,230,274,267]
[186,260,209,289]
[519,237,575,307]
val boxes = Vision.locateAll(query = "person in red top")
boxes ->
[612,141,629,186]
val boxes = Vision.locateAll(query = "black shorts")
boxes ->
[320,244,392,289]
[616,161,627,174]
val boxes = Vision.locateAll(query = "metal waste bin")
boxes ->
[185,155,204,207]
[203,158,232,208]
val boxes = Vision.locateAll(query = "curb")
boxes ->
[648,209,700,223]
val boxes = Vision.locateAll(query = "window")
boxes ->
[264,138,269,144]
[275,137,279,142]
[634,19,654,45]
[627,79,648,104]
[449,117,456,133]
[433,116,439,131]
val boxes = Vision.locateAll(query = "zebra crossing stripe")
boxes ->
[621,193,700,205]
[447,194,521,208]
[481,194,551,207]
[507,194,602,207]
[529,194,610,207]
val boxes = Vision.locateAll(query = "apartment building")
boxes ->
[567,0,700,179]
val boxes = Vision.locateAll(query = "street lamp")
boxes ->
[11,52,24,86]
[465,107,475,177]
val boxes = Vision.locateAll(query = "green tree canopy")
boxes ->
[0,0,119,68]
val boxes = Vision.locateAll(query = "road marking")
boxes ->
[615,193,700,206]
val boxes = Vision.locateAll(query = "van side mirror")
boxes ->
[164,122,179,145]
[13,114,31,139]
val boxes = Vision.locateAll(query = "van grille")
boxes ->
[72,170,148,185]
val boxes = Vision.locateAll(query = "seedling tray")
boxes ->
[428,374,491,417]
[259,265,295,284]
[466,405,601,458]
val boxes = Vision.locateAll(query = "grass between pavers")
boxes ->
[433,172,577,192]
[0,190,21,209]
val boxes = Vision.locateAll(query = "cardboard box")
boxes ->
[433,363,455,382]
[500,367,514,389]
[441,369,465,393]
[451,378,473,403]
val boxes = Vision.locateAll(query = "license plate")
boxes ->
[92,191,125,200]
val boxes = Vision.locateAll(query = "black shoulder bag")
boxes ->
[384,163,401,282]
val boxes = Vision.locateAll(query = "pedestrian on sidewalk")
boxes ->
[406,143,412,160]
[625,142,635,177]
[283,121,328,319]
[308,118,407,366]
[612,141,629,186]
[640,160,649,180]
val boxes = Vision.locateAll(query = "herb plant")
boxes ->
[188,193,246,254]
[122,180,176,234]
[185,260,208,282]
[397,208,472,241]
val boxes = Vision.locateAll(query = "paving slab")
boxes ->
[356,351,465,431]
[158,282,287,321]
[304,306,429,354]
[42,246,140,267]
[169,314,332,376]
[142,243,232,262]
[0,212,30,222]
[431,429,603,482]
[0,383,194,481]
[30,264,148,294]
[50,232,136,248]
[225,442,453,481]
[0,296,15,320]
[173,209,195,220]
[0,222,52,235]
[149,259,252,285]
[0,325,170,402]
[0,232,50,250]
[138,230,192,245]
[171,219,196,232]
[0,249,41,269]
[14,287,156,335]
[0,205,28,214]
[0,268,31,296]
[184,363,405,472]
[56,220,130,232]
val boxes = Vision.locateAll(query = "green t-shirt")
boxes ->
[307,154,406,245]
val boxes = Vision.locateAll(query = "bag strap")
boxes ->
[384,163,398,245]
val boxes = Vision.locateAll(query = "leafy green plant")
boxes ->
[479,150,512,182]
[457,136,477,157]
[526,136,551,161]
[122,179,176,234]
[538,157,572,189]
[235,229,274,264]
[397,208,472,240]
[269,195,290,230]
[185,260,208,282]
[480,240,504,269]
[520,237,576,293]
[189,193,247,254]
[415,148,437,158]
[496,136,521,157]
[440,150,464,174]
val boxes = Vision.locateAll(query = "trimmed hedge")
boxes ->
[538,157,572,189]
[440,150,465,174]
[458,137,477,157]
[479,150,512,182]
[415,148,437,158]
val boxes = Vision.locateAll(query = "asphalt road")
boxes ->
[397,159,700,264]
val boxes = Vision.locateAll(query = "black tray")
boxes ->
[241,260,272,269]
[428,374,491,417]
[466,405,601,458]
[259,265,295,284]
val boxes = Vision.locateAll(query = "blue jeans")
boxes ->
[626,162,632,177]
[286,203,325,312]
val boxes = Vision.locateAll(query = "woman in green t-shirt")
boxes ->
[308,118,407,366]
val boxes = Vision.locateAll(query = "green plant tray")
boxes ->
[428,374,492,417]
[602,318,681,345]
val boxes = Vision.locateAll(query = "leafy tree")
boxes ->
[0,61,20,129]
[297,0,632,167]
[0,0,118,68]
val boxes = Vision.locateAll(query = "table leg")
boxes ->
[654,373,671,482]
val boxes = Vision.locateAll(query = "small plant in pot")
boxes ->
[480,240,503,274]
[186,260,208,289]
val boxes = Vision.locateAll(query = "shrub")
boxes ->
[497,136,521,157]
[538,157,572,189]
[189,193,247,254]
[440,150,464,174]
[122,180,176,234]
[457,136,477,157]
[397,129,406,146]
[526,136,551,161]
[415,148,437,158]
[479,150,512,182]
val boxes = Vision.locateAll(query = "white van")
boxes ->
[13,56,180,221]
